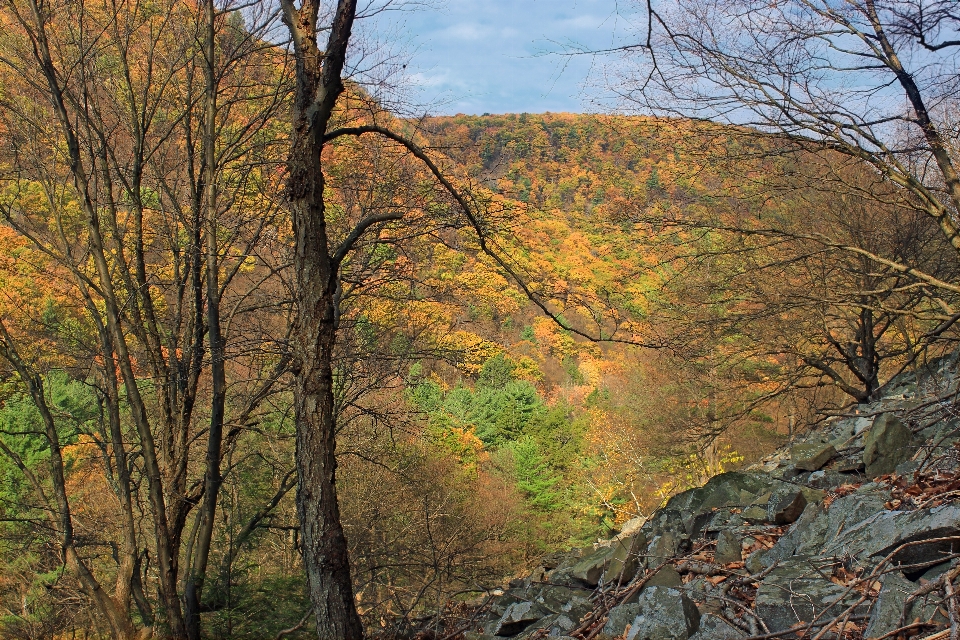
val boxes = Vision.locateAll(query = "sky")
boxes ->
[362,0,638,115]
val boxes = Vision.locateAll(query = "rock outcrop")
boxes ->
[462,353,960,640]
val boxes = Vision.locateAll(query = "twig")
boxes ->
[275,610,311,640]
[570,558,675,639]
[947,575,959,640]
[870,621,937,640]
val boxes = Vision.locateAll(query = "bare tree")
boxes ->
[0,0,292,637]
[610,0,960,270]
[637,158,960,407]
[277,0,634,635]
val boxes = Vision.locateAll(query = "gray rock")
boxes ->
[602,534,645,586]
[570,545,616,587]
[799,486,826,506]
[831,455,865,473]
[489,589,525,617]
[692,507,744,538]
[805,470,852,490]
[618,516,646,538]
[762,488,890,567]
[702,473,776,507]
[895,459,921,477]
[646,564,683,588]
[853,416,874,435]
[683,576,714,610]
[570,533,644,588]
[666,472,784,532]
[640,510,686,567]
[770,465,804,481]
[792,443,837,471]
[531,584,591,619]
[623,586,700,640]
[544,614,579,637]
[715,529,742,564]
[768,487,807,525]
[492,601,551,636]
[544,548,588,587]
[745,548,767,574]
[863,414,914,477]
[754,557,870,632]
[820,503,960,566]
[513,614,559,639]
[741,506,769,524]
[917,560,954,583]
[919,419,960,447]
[688,614,746,640]
[601,602,640,637]
[862,571,930,639]
[861,574,910,639]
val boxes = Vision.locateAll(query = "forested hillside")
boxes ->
[0,0,956,636]
[2,102,949,638]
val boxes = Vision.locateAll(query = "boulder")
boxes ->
[698,472,776,508]
[601,602,640,637]
[862,571,944,639]
[714,529,742,564]
[770,465,803,481]
[490,601,551,636]
[570,545,615,587]
[917,560,954,583]
[744,548,767,574]
[820,503,960,567]
[513,613,579,639]
[530,584,591,619]
[805,470,852,490]
[602,534,644,585]
[688,614,746,640]
[488,589,525,617]
[570,533,644,587]
[538,614,579,638]
[691,507,744,539]
[646,564,683,588]
[896,459,921,477]
[863,414,914,477]
[762,487,891,568]
[754,557,870,632]
[791,442,836,471]
[640,509,686,568]
[768,487,807,525]
[740,506,769,524]
[623,586,700,640]
[832,455,866,473]
[618,515,646,538]
[666,472,783,532]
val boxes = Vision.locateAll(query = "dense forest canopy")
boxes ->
[0,0,957,638]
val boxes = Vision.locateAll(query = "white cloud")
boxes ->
[436,22,496,42]
[365,1,628,114]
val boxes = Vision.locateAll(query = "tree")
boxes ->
[580,1,960,410]
[639,159,960,407]
[0,0,292,637]
[612,0,960,270]
[277,2,633,636]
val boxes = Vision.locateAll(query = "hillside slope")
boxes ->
[457,352,960,639]
[406,114,808,537]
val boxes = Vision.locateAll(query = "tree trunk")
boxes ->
[184,0,226,636]
[282,0,363,635]
[289,134,364,638]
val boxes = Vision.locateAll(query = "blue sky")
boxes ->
[362,0,637,115]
